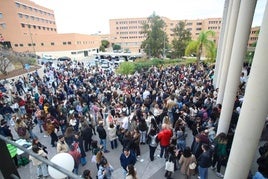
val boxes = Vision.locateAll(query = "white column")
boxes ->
[216,0,241,104]
[215,0,234,89]
[224,1,268,178]
[217,0,257,134]
[213,0,229,88]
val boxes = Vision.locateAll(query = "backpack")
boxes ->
[17,126,27,136]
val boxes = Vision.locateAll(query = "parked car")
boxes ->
[57,56,71,62]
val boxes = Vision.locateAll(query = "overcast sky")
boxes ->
[31,0,267,35]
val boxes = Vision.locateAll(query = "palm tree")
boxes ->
[185,30,215,68]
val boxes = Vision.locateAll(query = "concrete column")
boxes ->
[217,0,257,135]
[216,0,241,104]
[213,0,229,88]
[215,0,234,89]
[224,1,268,178]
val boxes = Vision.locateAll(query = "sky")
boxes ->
[31,0,267,35]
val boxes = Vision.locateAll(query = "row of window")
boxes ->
[208,26,220,30]
[116,26,143,30]
[13,41,97,47]
[115,20,147,25]
[186,28,202,31]
[186,22,202,26]
[15,2,54,17]
[120,36,144,39]
[21,23,56,32]
[18,13,55,24]
[209,21,221,24]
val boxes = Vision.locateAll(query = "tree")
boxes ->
[113,44,121,51]
[0,45,15,75]
[140,12,168,58]
[171,21,192,58]
[99,40,110,52]
[185,30,215,68]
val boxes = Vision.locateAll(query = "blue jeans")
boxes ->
[139,130,147,143]
[160,145,168,158]
[100,139,107,151]
[177,140,186,151]
[198,166,208,179]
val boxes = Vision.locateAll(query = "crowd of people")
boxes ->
[0,59,262,179]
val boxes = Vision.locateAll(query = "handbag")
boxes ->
[189,162,197,170]
[165,161,175,172]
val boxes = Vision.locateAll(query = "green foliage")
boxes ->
[113,44,121,50]
[185,30,216,68]
[140,12,168,58]
[99,45,106,52]
[116,62,136,75]
[101,40,110,48]
[171,21,192,58]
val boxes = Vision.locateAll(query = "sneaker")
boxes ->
[197,177,200,179]
[211,166,216,170]
[216,172,224,178]
[43,135,48,138]
[137,155,140,158]
[157,154,160,158]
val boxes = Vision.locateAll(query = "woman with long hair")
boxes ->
[211,132,228,178]
[126,164,138,179]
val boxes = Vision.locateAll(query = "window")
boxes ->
[19,44,23,47]
[31,16,34,20]
[63,42,67,45]
[33,25,36,29]
[33,43,36,46]
[23,5,27,9]
[51,42,55,45]
[71,52,76,54]
[18,13,23,18]
[68,41,71,45]
[25,15,29,19]
[0,23,6,29]
[28,24,31,28]
[38,26,41,30]
[42,27,45,30]
[15,2,20,8]
[14,44,18,47]
[29,7,32,11]
[41,43,44,46]
[21,23,25,28]
[28,43,32,46]
[197,22,202,25]
[0,13,3,18]
[196,28,202,31]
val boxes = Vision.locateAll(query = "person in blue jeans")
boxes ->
[197,144,212,179]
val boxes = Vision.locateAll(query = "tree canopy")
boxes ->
[185,30,216,67]
[171,21,192,58]
[140,12,168,58]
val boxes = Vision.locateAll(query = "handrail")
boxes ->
[0,135,81,179]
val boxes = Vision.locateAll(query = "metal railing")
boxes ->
[0,135,81,179]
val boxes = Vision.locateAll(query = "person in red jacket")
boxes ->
[157,123,173,158]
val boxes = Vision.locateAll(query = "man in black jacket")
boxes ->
[197,144,212,179]
[97,121,109,153]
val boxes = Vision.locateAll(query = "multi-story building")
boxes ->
[0,0,101,59]
[109,17,259,53]
[0,0,259,57]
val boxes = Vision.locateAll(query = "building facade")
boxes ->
[109,17,259,53]
[0,0,101,59]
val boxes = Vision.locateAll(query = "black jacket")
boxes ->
[198,151,212,168]
[97,125,107,139]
